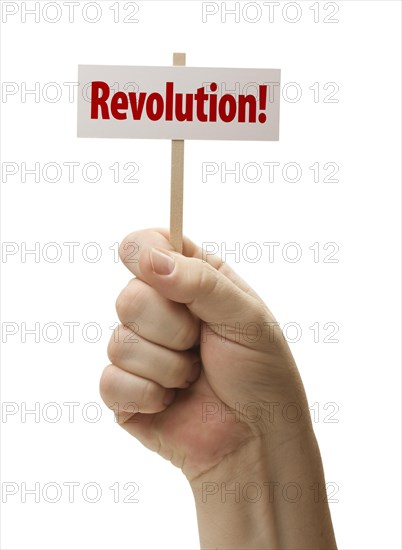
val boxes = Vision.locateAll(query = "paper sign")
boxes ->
[77,65,280,141]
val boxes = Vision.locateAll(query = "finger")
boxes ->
[119,228,262,301]
[107,326,201,389]
[99,364,176,414]
[145,249,264,325]
[115,278,199,351]
[120,238,269,343]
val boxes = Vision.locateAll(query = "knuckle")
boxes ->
[165,353,197,388]
[115,286,131,318]
[164,364,183,388]
[170,321,198,351]
[139,378,159,409]
[115,280,146,322]
[200,262,220,297]
[170,366,190,388]
[255,304,270,325]
[99,365,119,404]
[107,327,127,365]
[118,236,140,265]
[189,261,219,304]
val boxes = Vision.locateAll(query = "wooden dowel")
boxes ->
[169,52,186,253]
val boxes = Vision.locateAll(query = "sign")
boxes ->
[77,64,281,141]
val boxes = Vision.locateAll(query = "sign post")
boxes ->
[77,58,281,253]
[170,52,186,253]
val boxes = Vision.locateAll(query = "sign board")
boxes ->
[77,64,281,141]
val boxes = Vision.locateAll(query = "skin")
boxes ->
[100,228,337,550]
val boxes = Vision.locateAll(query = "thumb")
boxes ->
[138,246,267,333]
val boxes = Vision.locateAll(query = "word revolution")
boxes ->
[90,81,268,124]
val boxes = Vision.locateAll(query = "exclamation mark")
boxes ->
[258,85,267,123]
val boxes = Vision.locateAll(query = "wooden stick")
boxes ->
[169,52,186,253]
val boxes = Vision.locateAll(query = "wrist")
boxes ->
[190,435,279,549]
[189,417,314,494]
[190,423,336,550]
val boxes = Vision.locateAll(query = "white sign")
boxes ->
[77,65,280,141]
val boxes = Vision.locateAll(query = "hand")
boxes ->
[100,228,310,482]
[100,228,337,549]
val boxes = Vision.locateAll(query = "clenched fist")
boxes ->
[100,228,336,549]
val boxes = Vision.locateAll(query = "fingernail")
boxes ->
[150,248,175,276]
[187,362,201,384]
[163,389,176,406]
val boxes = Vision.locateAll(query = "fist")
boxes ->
[100,228,309,481]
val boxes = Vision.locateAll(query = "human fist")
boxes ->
[100,228,310,482]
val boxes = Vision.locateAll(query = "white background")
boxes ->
[0,1,401,549]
